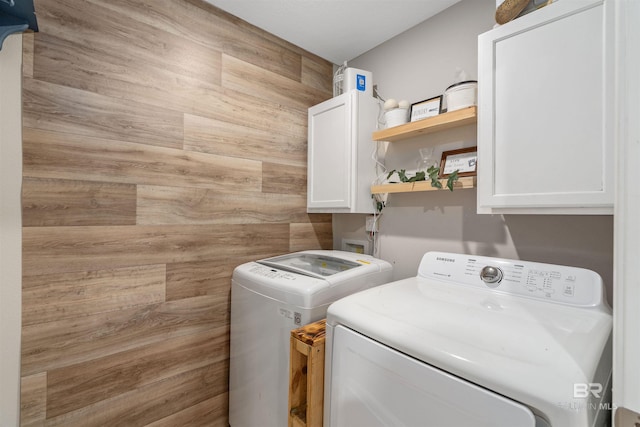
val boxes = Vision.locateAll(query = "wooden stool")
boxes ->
[288,319,326,427]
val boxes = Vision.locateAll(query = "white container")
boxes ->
[334,67,373,97]
[444,80,477,112]
[385,108,409,128]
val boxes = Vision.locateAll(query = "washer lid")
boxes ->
[259,252,362,279]
[233,250,392,308]
[326,254,612,426]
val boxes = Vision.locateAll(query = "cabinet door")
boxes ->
[307,92,354,211]
[477,0,614,214]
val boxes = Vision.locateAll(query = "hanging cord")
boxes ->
[368,86,390,258]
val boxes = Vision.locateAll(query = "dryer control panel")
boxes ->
[418,252,607,308]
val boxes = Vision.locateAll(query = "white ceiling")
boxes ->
[204,0,462,64]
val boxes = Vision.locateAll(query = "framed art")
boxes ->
[410,96,442,122]
[439,147,477,178]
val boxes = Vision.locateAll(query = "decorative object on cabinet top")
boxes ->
[495,0,554,25]
[372,106,476,142]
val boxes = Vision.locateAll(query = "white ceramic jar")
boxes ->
[444,80,478,112]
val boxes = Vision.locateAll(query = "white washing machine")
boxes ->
[229,250,393,427]
[325,251,612,427]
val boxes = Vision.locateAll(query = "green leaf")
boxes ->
[427,165,442,188]
[398,169,409,182]
[386,170,396,180]
[408,171,426,182]
[446,170,460,191]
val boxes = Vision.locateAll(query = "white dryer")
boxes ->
[325,251,612,427]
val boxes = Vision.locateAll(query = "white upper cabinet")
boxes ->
[477,0,614,214]
[307,90,379,213]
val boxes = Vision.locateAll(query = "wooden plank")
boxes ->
[20,372,47,427]
[146,392,229,427]
[89,0,302,82]
[307,344,325,427]
[166,256,263,301]
[166,260,235,302]
[22,265,166,326]
[31,7,307,139]
[34,20,221,90]
[222,54,331,111]
[22,78,185,150]
[288,337,308,427]
[294,339,310,356]
[46,327,229,418]
[291,319,326,347]
[21,295,229,376]
[184,113,307,167]
[37,0,222,87]
[262,162,307,195]
[22,32,34,78]
[289,222,333,252]
[32,32,221,111]
[190,85,309,135]
[136,185,317,225]
[183,0,310,61]
[31,33,305,140]
[371,176,476,194]
[178,85,309,139]
[373,106,477,142]
[22,223,290,275]
[301,56,334,95]
[44,360,229,427]
[22,177,137,227]
[22,128,262,191]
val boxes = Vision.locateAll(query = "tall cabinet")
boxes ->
[477,0,614,214]
[307,90,379,214]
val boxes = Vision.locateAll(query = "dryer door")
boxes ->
[328,325,536,427]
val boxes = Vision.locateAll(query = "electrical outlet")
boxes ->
[365,215,378,233]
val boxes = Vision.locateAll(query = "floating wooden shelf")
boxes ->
[371,176,476,194]
[373,106,477,142]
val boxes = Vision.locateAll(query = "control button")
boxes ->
[480,266,503,287]
[563,284,575,297]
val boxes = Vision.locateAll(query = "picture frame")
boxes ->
[439,147,478,178]
[410,95,442,122]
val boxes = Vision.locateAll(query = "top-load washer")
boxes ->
[325,251,612,427]
[229,250,392,427]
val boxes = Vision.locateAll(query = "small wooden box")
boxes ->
[288,319,326,427]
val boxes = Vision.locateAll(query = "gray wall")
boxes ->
[334,0,614,304]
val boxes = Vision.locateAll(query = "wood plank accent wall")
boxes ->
[19,0,333,425]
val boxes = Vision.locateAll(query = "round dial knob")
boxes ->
[480,266,503,286]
